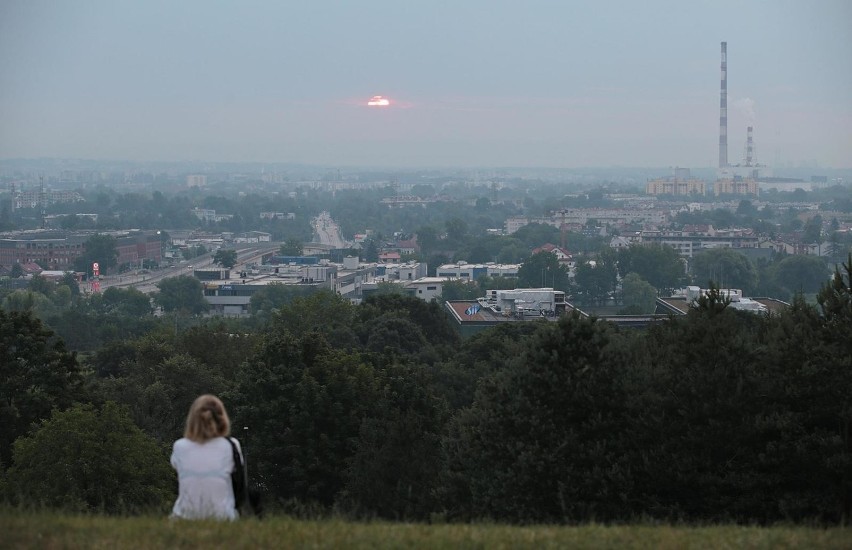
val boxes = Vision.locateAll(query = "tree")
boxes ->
[803,214,824,246]
[573,250,618,305]
[512,223,561,249]
[9,263,23,279]
[691,248,758,294]
[213,248,238,269]
[153,275,209,315]
[617,244,685,294]
[444,314,629,522]
[272,289,358,346]
[0,309,81,467]
[621,272,657,314]
[74,234,119,275]
[517,251,570,291]
[440,279,481,301]
[99,286,153,316]
[27,274,54,297]
[8,402,174,513]
[341,362,447,520]
[249,283,316,318]
[279,238,303,257]
[230,333,381,507]
[415,226,440,255]
[774,254,829,295]
[445,217,468,243]
[98,353,227,445]
[59,272,80,298]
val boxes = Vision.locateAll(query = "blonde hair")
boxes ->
[184,394,231,442]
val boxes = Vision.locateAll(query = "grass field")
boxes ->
[2,513,850,549]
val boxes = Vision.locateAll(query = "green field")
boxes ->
[2,513,850,549]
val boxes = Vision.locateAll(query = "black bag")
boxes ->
[226,437,249,513]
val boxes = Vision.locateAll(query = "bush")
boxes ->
[9,402,175,513]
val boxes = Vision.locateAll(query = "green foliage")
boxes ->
[573,254,618,305]
[621,272,657,314]
[691,248,759,294]
[212,248,238,268]
[511,223,561,249]
[0,308,81,467]
[249,283,317,319]
[340,362,448,520]
[98,286,153,316]
[359,293,460,356]
[279,238,304,257]
[153,275,208,315]
[617,244,685,294]
[74,234,119,274]
[231,332,381,507]
[445,314,629,522]
[8,402,174,513]
[439,279,481,301]
[271,289,358,346]
[6,515,849,549]
[517,251,571,291]
[98,353,228,445]
[1,289,57,318]
[773,254,830,295]
[28,274,54,297]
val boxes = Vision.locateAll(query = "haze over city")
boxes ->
[2,0,850,168]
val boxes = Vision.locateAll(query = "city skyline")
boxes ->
[1,0,850,168]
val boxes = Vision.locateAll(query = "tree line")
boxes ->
[1,257,850,524]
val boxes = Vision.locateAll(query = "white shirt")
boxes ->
[170,436,242,520]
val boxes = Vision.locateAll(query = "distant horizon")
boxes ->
[2,1,850,169]
[2,156,850,175]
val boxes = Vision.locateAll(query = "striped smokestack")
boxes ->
[719,41,728,168]
[746,125,754,166]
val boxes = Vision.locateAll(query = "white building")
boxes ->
[436,262,520,280]
[406,277,446,302]
[483,288,567,317]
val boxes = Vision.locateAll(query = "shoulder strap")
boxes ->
[226,437,242,470]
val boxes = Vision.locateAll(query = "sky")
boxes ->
[1,0,850,168]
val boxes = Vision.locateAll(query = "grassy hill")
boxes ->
[2,513,850,549]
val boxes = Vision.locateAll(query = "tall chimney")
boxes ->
[746,125,754,166]
[719,41,728,169]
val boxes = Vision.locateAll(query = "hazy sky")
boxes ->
[1,0,850,168]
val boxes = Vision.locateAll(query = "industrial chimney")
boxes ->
[719,41,728,169]
[745,125,754,167]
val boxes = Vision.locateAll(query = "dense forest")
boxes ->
[1,256,850,524]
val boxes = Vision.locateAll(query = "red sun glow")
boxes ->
[367,95,390,106]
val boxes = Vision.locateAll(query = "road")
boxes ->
[312,211,346,249]
[93,243,281,295]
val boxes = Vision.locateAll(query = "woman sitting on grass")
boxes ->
[170,394,243,520]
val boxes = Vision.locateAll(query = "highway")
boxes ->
[312,211,346,249]
[93,242,281,295]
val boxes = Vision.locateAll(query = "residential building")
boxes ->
[714,178,759,196]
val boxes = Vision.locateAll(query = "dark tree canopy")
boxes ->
[74,234,119,274]
[279,238,303,257]
[0,308,81,467]
[516,251,570,291]
[153,275,209,314]
[773,254,830,295]
[9,402,174,513]
[691,248,759,294]
[617,244,685,294]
